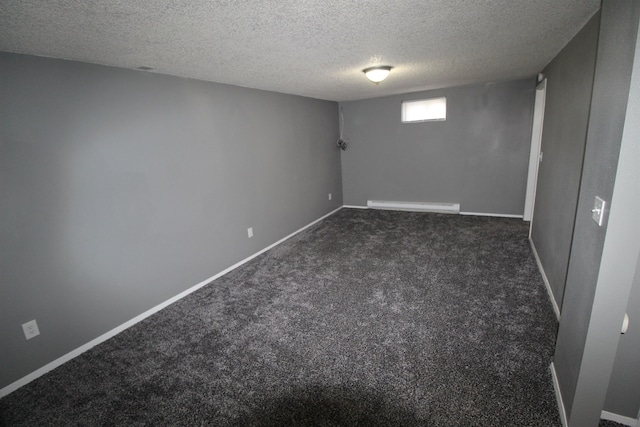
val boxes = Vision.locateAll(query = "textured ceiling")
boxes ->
[0,1,600,101]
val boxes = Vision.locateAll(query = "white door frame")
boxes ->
[524,79,547,225]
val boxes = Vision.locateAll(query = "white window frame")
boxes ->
[401,97,447,123]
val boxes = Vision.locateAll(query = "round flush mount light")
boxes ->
[363,66,393,84]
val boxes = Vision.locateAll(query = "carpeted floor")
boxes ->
[1,208,562,426]
[599,420,628,427]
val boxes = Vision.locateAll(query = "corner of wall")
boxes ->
[529,238,561,319]
[551,362,569,427]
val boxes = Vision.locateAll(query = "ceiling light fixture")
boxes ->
[363,66,393,84]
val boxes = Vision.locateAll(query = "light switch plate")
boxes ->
[592,196,606,226]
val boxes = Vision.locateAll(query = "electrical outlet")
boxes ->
[247,227,253,238]
[22,319,40,340]
[328,193,332,201]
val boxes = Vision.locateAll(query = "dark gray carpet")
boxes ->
[1,208,561,426]
[599,420,628,427]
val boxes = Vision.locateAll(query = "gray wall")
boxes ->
[601,6,640,419]
[551,1,640,425]
[0,52,342,390]
[605,251,640,418]
[530,13,600,309]
[340,79,535,215]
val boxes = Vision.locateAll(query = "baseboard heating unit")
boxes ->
[366,200,460,214]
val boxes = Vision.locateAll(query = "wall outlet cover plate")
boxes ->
[22,319,40,340]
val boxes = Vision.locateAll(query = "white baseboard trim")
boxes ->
[529,238,560,320]
[459,211,524,219]
[601,410,638,426]
[342,205,368,209]
[0,206,343,399]
[551,362,569,427]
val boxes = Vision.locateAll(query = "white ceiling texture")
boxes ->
[0,1,600,101]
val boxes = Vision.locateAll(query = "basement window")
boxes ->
[401,97,447,123]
